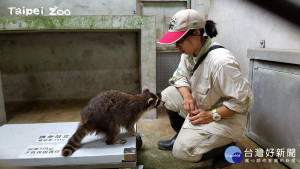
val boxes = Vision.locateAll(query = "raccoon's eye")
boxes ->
[147,98,154,105]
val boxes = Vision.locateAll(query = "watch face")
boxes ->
[214,115,221,121]
[213,113,221,121]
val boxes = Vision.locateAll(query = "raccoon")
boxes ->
[62,88,160,157]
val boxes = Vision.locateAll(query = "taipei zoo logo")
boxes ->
[225,146,243,163]
[8,6,71,16]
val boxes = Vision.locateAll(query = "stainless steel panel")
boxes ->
[248,48,300,65]
[123,148,136,162]
[251,61,300,146]
[156,52,181,92]
[246,49,300,169]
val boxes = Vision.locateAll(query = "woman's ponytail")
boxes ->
[205,20,218,38]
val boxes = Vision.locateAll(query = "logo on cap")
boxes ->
[169,16,178,30]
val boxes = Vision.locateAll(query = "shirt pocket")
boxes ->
[196,83,210,94]
[194,82,212,109]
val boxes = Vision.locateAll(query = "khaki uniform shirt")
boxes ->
[170,41,254,141]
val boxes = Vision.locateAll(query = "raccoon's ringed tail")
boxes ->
[62,123,89,157]
[62,142,78,157]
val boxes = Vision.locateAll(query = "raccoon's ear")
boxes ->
[142,87,150,94]
[147,98,154,105]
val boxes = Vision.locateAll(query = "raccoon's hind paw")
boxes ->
[132,133,139,137]
[115,139,127,144]
[128,131,138,136]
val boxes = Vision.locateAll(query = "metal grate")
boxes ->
[156,52,182,92]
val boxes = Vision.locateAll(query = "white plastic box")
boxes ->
[0,122,137,168]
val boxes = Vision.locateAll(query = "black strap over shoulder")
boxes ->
[192,45,225,74]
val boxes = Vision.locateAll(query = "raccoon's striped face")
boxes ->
[143,88,162,109]
[148,93,161,109]
[154,96,161,108]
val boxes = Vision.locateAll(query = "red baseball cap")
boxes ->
[158,9,206,44]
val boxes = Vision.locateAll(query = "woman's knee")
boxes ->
[161,86,180,101]
[172,140,203,162]
[161,86,182,112]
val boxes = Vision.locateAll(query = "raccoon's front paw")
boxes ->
[115,139,127,144]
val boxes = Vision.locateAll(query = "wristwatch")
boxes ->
[212,109,221,121]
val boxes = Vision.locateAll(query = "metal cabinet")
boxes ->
[246,48,300,169]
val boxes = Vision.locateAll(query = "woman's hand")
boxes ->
[188,109,213,125]
[182,95,197,114]
[177,87,197,114]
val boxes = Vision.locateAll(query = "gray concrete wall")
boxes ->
[206,0,300,77]
[0,0,148,104]
[141,1,187,50]
[0,32,140,102]
[0,14,157,120]
[0,0,155,123]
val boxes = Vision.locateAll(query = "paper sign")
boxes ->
[19,144,65,158]
[36,134,71,143]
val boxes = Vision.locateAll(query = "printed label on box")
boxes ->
[19,144,65,158]
[36,134,71,143]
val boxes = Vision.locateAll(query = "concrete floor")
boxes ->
[5,101,289,169]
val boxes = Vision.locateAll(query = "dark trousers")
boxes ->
[166,109,185,133]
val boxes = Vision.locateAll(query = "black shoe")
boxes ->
[158,109,183,151]
[158,134,177,151]
[166,109,184,133]
[199,142,236,168]
[212,154,232,168]
[211,142,236,168]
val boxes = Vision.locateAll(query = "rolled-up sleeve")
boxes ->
[213,61,253,114]
[169,55,193,90]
